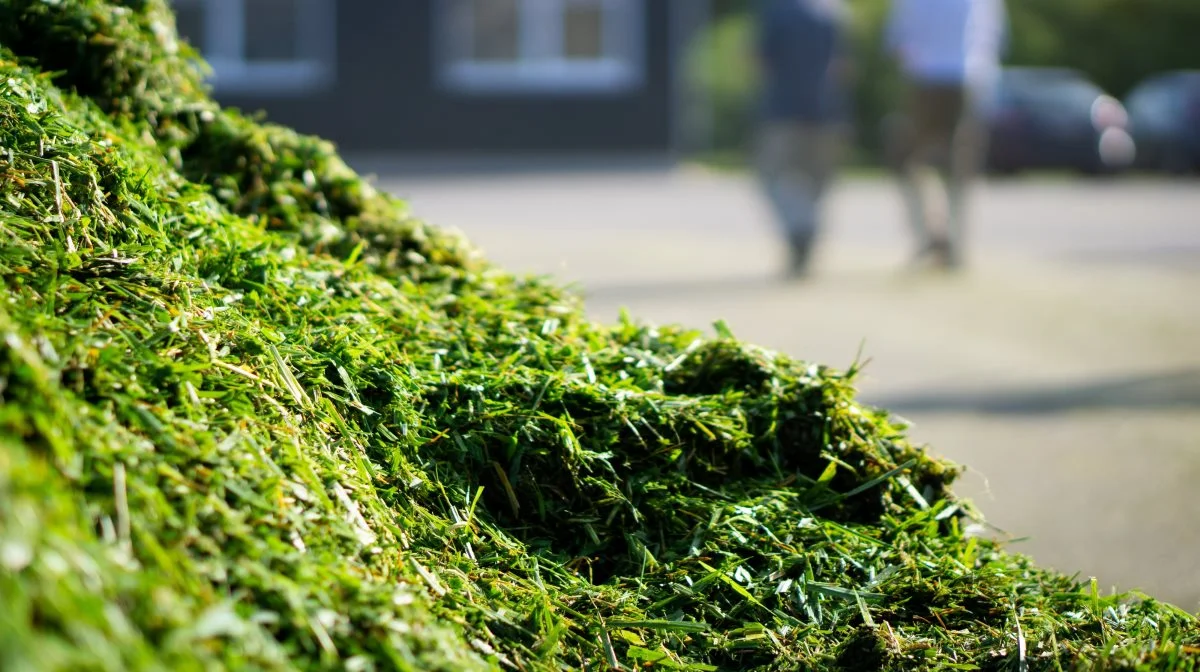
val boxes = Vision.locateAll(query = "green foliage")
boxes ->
[1,1,1199,670]
[686,12,760,154]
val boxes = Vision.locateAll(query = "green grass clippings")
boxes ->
[0,1,1197,670]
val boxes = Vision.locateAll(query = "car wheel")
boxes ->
[1161,148,1192,176]
[986,159,1018,177]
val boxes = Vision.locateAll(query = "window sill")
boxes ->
[206,59,335,96]
[440,60,643,96]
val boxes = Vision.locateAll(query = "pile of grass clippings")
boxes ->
[0,1,1197,670]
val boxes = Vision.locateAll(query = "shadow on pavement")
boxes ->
[865,368,1200,415]
[582,272,784,302]
[1059,244,1200,269]
[580,266,968,303]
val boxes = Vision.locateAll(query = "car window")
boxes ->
[1184,78,1200,113]
[1037,81,1102,106]
[1004,78,1100,116]
[1127,80,1182,128]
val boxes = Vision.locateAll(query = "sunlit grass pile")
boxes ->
[0,2,1197,670]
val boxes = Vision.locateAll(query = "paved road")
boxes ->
[376,167,1200,612]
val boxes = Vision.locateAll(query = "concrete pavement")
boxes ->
[377,167,1200,612]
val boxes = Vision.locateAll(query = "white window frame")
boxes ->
[173,0,336,95]
[437,0,645,96]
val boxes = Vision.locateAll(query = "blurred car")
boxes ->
[984,67,1136,175]
[1123,70,1200,174]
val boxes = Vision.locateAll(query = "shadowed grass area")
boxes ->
[0,1,1197,670]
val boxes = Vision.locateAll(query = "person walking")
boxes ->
[884,0,1008,269]
[754,0,852,278]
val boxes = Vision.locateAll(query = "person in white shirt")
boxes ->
[884,0,1008,269]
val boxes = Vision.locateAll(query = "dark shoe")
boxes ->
[912,236,956,270]
[785,234,815,279]
[943,244,965,269]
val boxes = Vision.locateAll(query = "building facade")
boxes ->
[172,0,710,155]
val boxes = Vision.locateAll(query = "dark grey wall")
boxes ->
[216,2,674,154]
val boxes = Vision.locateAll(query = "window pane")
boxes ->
[244,0,301,61]
[564,1,604,59]
[470,0,519,61]
[172,2,206,53]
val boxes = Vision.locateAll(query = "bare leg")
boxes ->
[756,125,819,275]
[887,114,935,256]
[948,106,986,268]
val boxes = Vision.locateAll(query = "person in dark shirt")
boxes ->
[755,0,851,278]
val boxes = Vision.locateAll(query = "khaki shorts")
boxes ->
[887,83,986,176]
[754,122,846,237]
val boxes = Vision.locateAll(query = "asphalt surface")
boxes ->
[373,165,1200,612]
